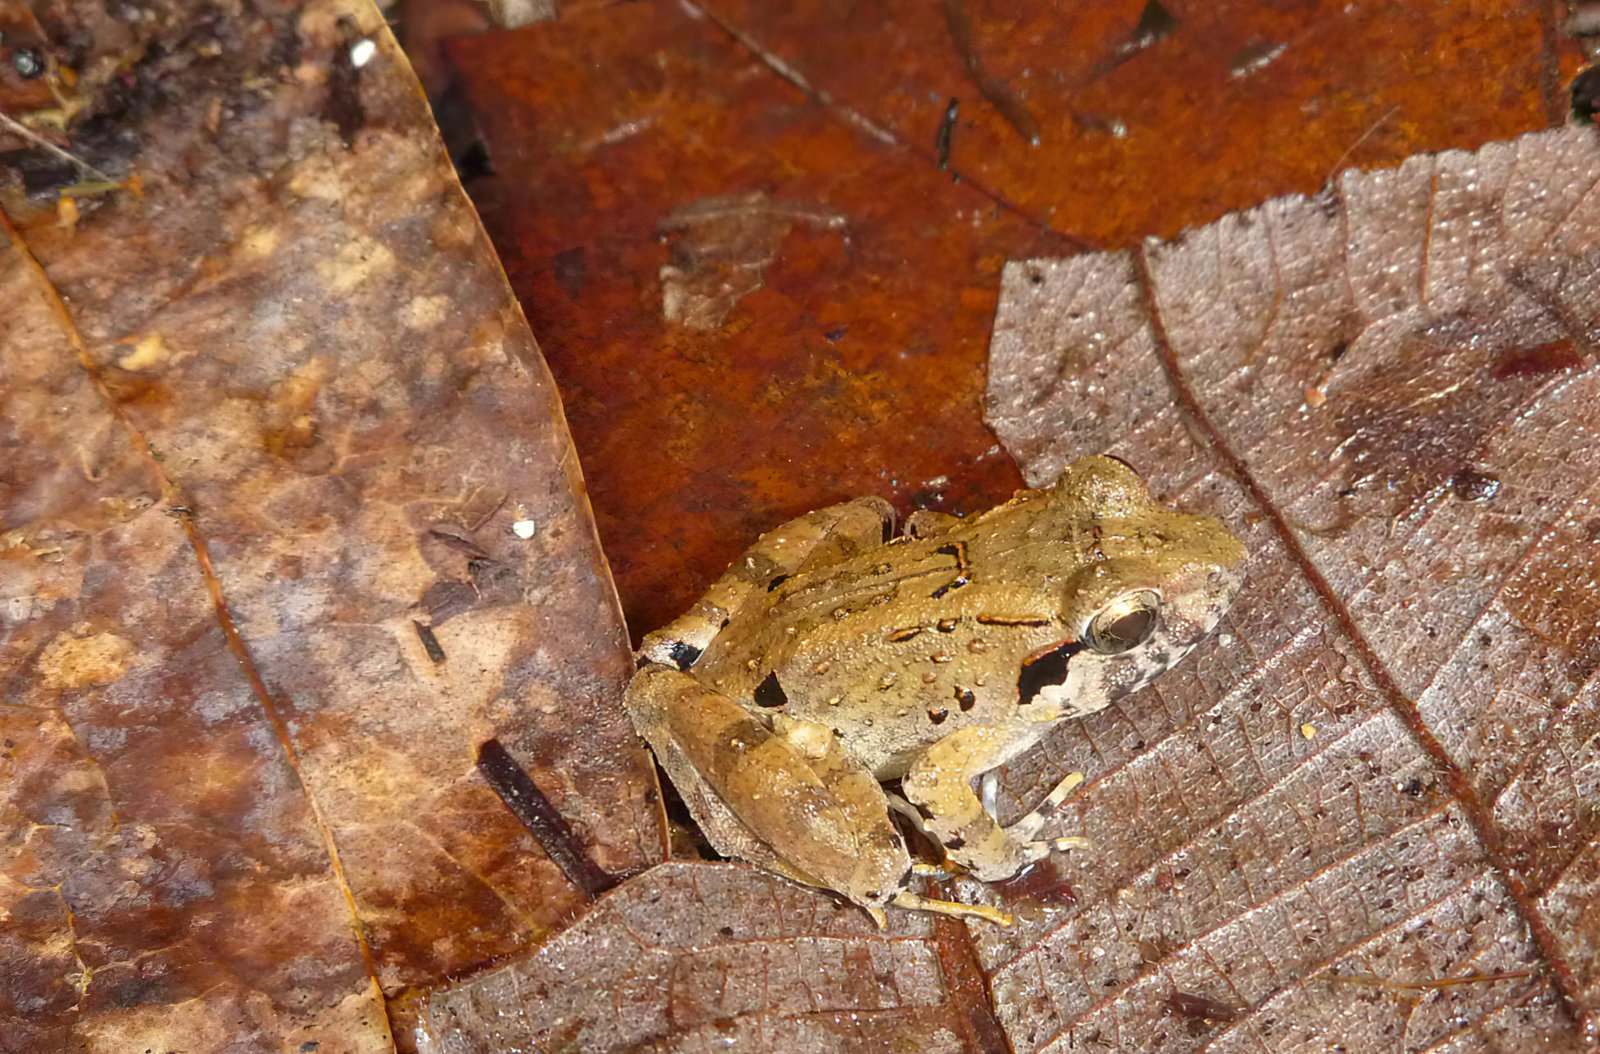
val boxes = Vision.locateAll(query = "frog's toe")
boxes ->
[1026,835,1093,855]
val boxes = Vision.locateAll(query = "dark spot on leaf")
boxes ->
[1165,990,1241,1024]
[767,573,791,592]
[413,620,445,663]
[753,671,788,708]
[1328,340,1349,362]
[552,245,588,299]
[946,836,965,850]
[1018,640,1084,705]
[1492,339,1582,378]
[1129,0,1179,51]
[935,96,958,170]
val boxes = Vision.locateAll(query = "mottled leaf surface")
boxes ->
[1,0,660,1047]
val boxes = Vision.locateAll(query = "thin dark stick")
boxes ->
[477,738,617,900]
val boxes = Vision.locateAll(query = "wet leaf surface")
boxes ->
[443,0,1081,638]
[2,0,660,1047]
[441,0,1586,642]
[419,862,1008,1054]
[980,125,1600,1050]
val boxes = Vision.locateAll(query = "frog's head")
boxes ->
[1027,456,1248,715]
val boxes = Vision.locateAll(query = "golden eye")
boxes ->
[1084,590,1161,654]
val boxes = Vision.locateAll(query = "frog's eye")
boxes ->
[1083,590,1161,654]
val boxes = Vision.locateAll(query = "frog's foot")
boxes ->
[891,890,1014,927]
[996,769,1092,853]
[905,728,1095,882]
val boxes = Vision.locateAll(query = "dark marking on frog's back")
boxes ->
[977,613,1051,627]
[666,640,702,670]
[753,671,788,708]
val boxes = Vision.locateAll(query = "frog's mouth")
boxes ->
[1017,639,1085,706]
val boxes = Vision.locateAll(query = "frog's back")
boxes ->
[692,492,1084,776]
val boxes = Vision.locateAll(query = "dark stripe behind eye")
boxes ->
[1017,640,1084,706]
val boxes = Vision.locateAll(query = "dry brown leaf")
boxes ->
[2,0,660,1047]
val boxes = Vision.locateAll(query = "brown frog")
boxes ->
[626,456,1246,925]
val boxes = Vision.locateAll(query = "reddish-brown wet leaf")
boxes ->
[2,0,660,1046]
[443,0,1080,638]
[693,0,1583,246]
[440,0,1587,647]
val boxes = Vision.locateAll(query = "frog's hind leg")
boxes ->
[640,497,894,669]
[903,727,1087,883]
[625,663,910,912]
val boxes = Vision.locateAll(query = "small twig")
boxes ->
[0,110,114,184]
[477,738,618,901]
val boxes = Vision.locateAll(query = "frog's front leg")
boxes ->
[640,497,893,669]
[902,727,1087,882]
[626,663,911,912]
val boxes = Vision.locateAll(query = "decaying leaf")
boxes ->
[417,862,1007,1054]
[2,0,660,1046]
[442,0,1081,638]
